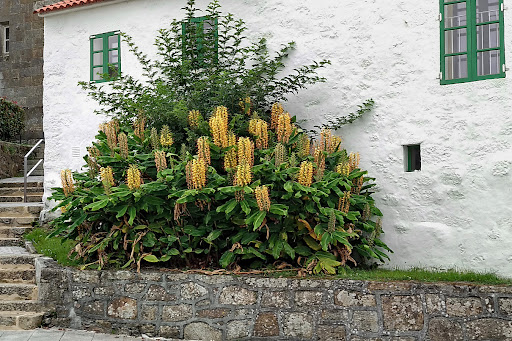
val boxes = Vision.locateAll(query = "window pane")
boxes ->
[93,52,103,66]
[477,23,500,49]
[108,35,118,49]
[445,3,467,28]
[108,50,118,63]
[476,0,500,23]
[5,27,8,40]
[477,50,501,75]
[445,28,467,54]
[93,67,103,81]
[445,55,468,80]
[93,38,103,52]
[108,64,119,78]
[5,40,8,53]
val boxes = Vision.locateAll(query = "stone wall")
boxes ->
[36,258,512,341]
[0,0,44,140]
[0,141,29,179]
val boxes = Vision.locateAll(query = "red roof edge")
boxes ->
[35,0,109,15]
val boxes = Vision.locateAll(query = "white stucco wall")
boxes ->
[42,0,512,277]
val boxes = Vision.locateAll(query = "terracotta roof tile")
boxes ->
[35,0,109,14]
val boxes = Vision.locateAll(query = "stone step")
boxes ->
[0,311,44,330]
[0,187,42,195]
[0,238,23,247]
[0,301,49,313]
[0,204,43,215]
[0,181,43,189]
[0,254,39,265]
[0,216,38,227]
[0,284,38,300]
[0,226,34,238]
[0,194,43,203]
[0,264,35,283]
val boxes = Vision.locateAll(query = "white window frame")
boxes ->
[2,24,9,55]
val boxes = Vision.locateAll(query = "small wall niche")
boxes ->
[403,144,421,172]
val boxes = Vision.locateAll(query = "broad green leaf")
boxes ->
[206,230,222,243]
[143,255,159,263]
[115,205,129,218]
[253,211,266,230]
[219,251,235,268]
[128,206,136,226]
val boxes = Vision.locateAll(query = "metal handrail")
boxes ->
[24,139,44,203]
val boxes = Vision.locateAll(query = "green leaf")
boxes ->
[115,205,129,218]
[284,181,294,192]
[128,206,137,225]
[219,251,235,268]
[269,204,288,216]
[167,248,180,256]
[304,235,322,251]
[253,211,266,230]
[206,230,222,243]
[239,200,251,215]
[143,255,159,263]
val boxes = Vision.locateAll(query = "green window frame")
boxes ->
[440,0,505,84]
[182,16,218,64]
[90,31,121,83]
[404,144,421,172]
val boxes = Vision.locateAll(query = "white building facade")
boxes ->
[38,0,512,277]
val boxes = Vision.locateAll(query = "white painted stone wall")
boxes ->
[42,0,512,277]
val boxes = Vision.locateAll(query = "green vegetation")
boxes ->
[0,97,25,142]
[25,227,80,267]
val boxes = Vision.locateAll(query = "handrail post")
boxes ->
[24,154,28,203]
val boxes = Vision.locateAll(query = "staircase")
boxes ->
[25,141,44,177]
[0,177,51,330]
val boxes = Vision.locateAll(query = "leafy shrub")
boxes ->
[78,0,330,148]
[0,97,25,141]
[49,103,391,273]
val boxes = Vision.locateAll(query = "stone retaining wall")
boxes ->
[35,258,512,340]
[0,141,29,179]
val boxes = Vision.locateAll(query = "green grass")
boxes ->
[25,227,81,267]
[262,267,512,285]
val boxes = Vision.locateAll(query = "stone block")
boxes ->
[367,281,413,292]
[159,325,180,338]
[334,290,376,307]
[428,318,463,341]
[262,290,290,308]
[93,286,115,296]
[226,320,251,340]
[82,300,104,316]
[141,304,158,321]
[107,297,137,320]
[478,285,512,294]
[162,304,193,322]
[181,281,208,300]
[140,324,156,335]
[282,312,313,338]
[124,283,146,294]
[72,271,100,284]
[446,297,482,317]
[219,286,257,305]
[242,277,288,288]
[425,294,444,314]
[101,271,135,281]
[184,322,222,341]
[71,286,91,300]
[299,279,332,288]
[254,312,279,337]
[321,309,349,322]
[295,290,323,307]
[137,272,162,281]
[466,318,512,340]
[352,310,379,332]
[145,284,176,301]
[382,295,423,331]
[317,325,346,341]
[499,297,512,315]
[197,308,230,319]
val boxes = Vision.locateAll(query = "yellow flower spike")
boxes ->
[186,159,207,190]
[197,136,211,165]
[104,121,117,155]
[160,125,174,147]
[188,110,202,129]
[237,137,254,167]
[154,150,168,173]
[100,166,115,194]
[223,132,238,170]
[298,134,311,158]
[313,147,325,168]
[276,112,292,144]
[297,161,313,187]
[209,107,229,148]
[248,119,269,149]
[328,210,336,232]
[271,103,284,130]
[234,161,252,187]
[274,143,287,167]
[60,169,75,197]
[255,186,271,212]
[133,116,146,140]
[126,165,142,190]
[349,152,360,172]
[332,136,342,152]
[118,133,129,159]
[150,128,160,150]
